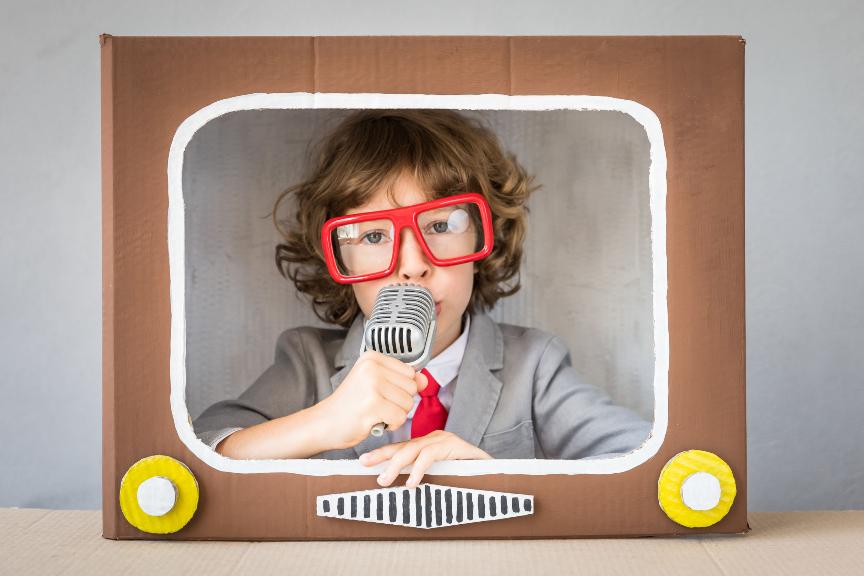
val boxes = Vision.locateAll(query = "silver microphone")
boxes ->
[360,283,437,437]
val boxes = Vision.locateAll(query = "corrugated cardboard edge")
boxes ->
[99,32,117,539]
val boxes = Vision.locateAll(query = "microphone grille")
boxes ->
[363,284,436,365]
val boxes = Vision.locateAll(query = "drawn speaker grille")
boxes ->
[316,483,534,529]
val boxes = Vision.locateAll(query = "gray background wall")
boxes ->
[1,0,861,512]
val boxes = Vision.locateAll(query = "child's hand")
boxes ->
[359,430,492,487]
[313,350,428,450]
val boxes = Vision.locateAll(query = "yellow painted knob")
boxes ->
[119,455,199,534]
[658,450,736,528]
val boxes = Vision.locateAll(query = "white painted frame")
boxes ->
[168,93,668,477]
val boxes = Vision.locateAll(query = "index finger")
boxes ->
[364,350,417,378]
[380,368,424,397]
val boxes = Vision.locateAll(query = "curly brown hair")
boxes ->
[272,109,539,327]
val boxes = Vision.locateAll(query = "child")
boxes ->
[193,109,651,488]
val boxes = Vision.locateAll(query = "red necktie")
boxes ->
[410,368,449,439]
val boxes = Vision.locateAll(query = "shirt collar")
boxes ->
[423,313,470,389]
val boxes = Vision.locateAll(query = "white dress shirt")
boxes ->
[386,313,470,443]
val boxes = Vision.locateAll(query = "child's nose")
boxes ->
[396,228,431,281]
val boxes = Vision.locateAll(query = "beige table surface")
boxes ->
[1,509,862,575]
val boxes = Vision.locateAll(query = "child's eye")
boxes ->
[424,208,470,235]
[360,230,390,245]
[428,221,449,234]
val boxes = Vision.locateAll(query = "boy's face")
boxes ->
[347,172,475,359]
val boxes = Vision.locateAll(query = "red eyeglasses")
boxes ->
[321,192,495,284]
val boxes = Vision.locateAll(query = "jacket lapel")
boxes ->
[330,309,505,457]
[444,311,504,447]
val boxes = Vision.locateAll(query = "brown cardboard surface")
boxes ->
[4,510,863,575]
[101,35,746,539]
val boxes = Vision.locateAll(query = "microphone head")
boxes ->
[360,283,437,368]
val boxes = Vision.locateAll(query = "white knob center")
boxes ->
[681,471,722,511]
[137,476,177,517]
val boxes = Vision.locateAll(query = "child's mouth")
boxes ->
[435,302,442,316]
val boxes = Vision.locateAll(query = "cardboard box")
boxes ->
[101,35,746,539]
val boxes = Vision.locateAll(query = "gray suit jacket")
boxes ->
[193,310,652,460]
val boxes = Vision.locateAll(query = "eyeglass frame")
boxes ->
[320,192,495,284]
